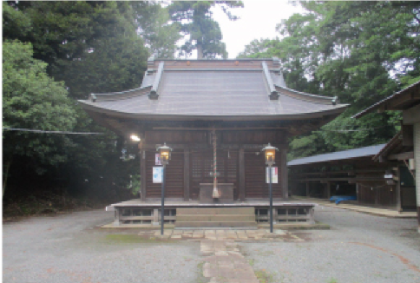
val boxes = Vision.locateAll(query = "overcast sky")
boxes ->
[212,1,304,58]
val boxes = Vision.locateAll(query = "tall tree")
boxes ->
[2,1,149,199]
[131,1,181,59]
[238,1,420,158]
[3,40,76,180]
[168,1,243,59]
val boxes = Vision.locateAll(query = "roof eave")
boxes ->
[77,100,348,121]
[352,80,420,119]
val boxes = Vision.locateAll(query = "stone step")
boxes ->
[176,215,255,222]
[175,221,258,228]
[176,207,254,215]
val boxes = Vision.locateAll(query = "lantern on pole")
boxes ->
[156,143,172,235]
[262,143,278,233]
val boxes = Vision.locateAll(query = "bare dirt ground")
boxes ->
[3,206,420,283]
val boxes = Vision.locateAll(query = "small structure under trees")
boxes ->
[354,80,420,231]
[78,58,348,227]
[288,144,416,211]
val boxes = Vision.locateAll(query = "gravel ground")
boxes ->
[3,210,201,283]
[241,205,420,283]
[4,206,420,283]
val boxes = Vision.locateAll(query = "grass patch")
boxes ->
[255,269,273,283]
[104,234,172,244]
[327,278,338,283]
[197,261,209,283]
[248,258,255,266]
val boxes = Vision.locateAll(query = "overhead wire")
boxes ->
[3,127,105,135]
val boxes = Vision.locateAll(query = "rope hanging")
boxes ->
[212,128,220,198]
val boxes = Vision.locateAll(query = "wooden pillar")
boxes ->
[396,167,402,212]
[140,150,146,201]
[272,207,277,224]
[280,147,288,199]
[113,208,120,226]
[184,147,190,201]
[356,183,360,203]
[152,208,159,226]
[308,207,315,225]
[238,147,245,201]
[375,186,380,206]
[306,181,310,197]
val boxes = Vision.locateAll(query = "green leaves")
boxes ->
[168,1,242,58]
[239,1,420,159]
[3,40,76,171]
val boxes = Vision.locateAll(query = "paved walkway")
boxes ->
[293,196,417,218]
[138,229,303,241]
[138,228,304,282]
[201,240,258,283]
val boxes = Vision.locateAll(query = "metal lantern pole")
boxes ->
[157,142,172,236]
[262,143,278,234]
[269,164,273,233]
[161,164,166,235]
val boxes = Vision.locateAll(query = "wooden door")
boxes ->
[190,149,238,199]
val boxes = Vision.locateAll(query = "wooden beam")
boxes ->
[238,147,245,201]
[140,150,146,201]
[183,147,190,201]
[280,147,288,199]
[326,181,331,199]
[388,151,414,160]
[301,177,387,182]
[402,125,414,146]
[152,126,288,131]
[306,181,310,197]
[396,167,402,212]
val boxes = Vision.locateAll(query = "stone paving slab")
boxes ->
[201,241,259,283]
[139,229,303,242]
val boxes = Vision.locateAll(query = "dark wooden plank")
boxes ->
[280,147,288,199]
[140,150,146,200]
[184,147,190,201]
[238,147,245,201]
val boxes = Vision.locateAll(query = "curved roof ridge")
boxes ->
[275,85,338,105]
[90,85,151,102]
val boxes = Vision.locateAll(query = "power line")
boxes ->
[315,125,391,133]
[3,127,105,135]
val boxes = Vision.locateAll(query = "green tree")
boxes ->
[131,1,181,59]
[169,1,243,58]
[239,1,420,158]
[2,2,149,200]
[3,40,76,178]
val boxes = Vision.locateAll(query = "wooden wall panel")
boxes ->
[244,150,282,198]
[145,131,207,144]
[190,149,238,199]
[146,150,184,198]
[222,130,286,144]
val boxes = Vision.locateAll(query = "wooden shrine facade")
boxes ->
[139,129,288,201]
[78,58,348,203]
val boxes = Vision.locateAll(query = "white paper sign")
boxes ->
[266,167,278,184]
[155,154,162,165]
[153,167,163,183]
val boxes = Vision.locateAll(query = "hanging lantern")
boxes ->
[156,143,172,165]
[262,143,278,166]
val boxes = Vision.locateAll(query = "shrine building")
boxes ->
[78,58,348,227]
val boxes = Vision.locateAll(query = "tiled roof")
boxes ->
[79,58,348,118]
[288,144,386,166]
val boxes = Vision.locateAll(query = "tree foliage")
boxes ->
[2,1,151,200]
[3,40,76,173]
[168,1,243,58]
[239,1,420,159]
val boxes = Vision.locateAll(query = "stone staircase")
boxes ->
[175,207,257,229]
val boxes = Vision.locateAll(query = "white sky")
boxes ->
[212,1,304,58]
